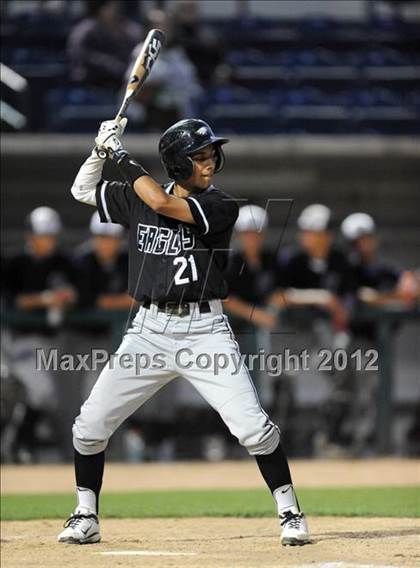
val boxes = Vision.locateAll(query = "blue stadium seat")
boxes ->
[8,12,70,42]
[46,87,117,132]
[11,47,66,65]
[364,48,408,66]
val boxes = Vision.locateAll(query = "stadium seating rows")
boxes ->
[2,13,419,134]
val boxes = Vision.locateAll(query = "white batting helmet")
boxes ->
[235,205,268,232]
[27,206,62,235]
[341,213,376,241]
[90,211,124,237]
[297,204,332,232]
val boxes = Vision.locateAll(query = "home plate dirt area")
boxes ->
[2,517,420,567]
[2,459,419,567]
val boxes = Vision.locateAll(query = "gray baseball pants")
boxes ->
[73,300,280,456]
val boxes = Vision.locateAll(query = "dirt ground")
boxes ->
[2,458,419,494]
[2,459,420,567]
[2,517,420,568]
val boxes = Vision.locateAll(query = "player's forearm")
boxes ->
[358,287,404,306]
[271,288,333,308]
[106,149,194,223]
[16,292,57,309]
[16,293,47,309]
[17,288,76,310]
[225,296,277,328]
[225,296,266,322]
[224,296,256,320]
[287,288,334,306]
[133,173,195,223]
[96,293,134,310]
[71,151,105,206]
[132,175,171,210]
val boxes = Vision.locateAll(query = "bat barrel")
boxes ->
[115,28,166,121]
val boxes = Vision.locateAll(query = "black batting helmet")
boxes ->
[159,119,229,181]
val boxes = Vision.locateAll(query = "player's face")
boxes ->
[355,234,377,260]
[237,231,265,255]
[94,236,121,261]
[299,230,332,258]
[186,144,217,192]
[100,0,121,24]
[28,234,57,257]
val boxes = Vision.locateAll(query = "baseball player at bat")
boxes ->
[58,117,310,547]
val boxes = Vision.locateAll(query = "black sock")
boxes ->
[255,441,292,494]
[74,449,104,513]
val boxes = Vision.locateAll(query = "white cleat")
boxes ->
[58,508,101,544]
[280,510,310,546]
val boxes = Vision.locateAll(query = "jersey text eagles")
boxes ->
[136,223,195,255]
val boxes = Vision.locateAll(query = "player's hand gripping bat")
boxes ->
[96,28,165,158]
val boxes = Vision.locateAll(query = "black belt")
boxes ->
[142,300,211,317]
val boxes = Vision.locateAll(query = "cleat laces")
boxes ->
[280,510,303,529]
[63,513,97,529]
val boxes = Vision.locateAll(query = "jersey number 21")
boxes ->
[173,255,198,285]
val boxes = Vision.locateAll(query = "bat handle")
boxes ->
[115,96,131,122]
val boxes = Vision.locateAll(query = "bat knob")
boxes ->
[95,147,108,160]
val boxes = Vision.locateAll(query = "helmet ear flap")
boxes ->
[183,156,194,179]
[166,155,194,181]
[214,145,225,174]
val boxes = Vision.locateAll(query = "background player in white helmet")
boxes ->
[70,211,131,395]
[271,204,356,331]
[57,117,310,547]
[341,212,419,453]
[74,211,131,312]
[60,212,133,459]
[4,207,75,462]
[225,205,277,330]
[270,204,357,454]
[225,204,295,437]
[341,212,418,308]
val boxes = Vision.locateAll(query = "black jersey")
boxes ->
[72,246,128,308]
[349,253,400,292]
[5,251,72,299]
[276,246,357,297]
[349,253,401,339]
[225,250,277,306]
[4,250,73,333]
[95,180,239,302]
